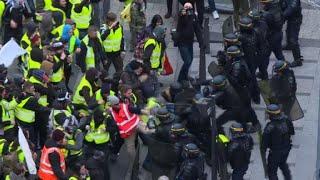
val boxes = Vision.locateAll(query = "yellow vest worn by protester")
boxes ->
[15,97,36,124]
[144,38,162,69]
[51,24,80,38]
[85,118,110,144]
[0,0,5,24]
[71,3,92,30]
[65,129,83,157]
[50,6,66,25]
[72,75,93,115]
[1,99,17,132]
[0,138,7,155]
[82,34,102,70]
[51,109,72,128]
[95,89,115,110]
[28,76,49,106]
[8,141,25,163]
[102,25,123,53]
[50,55,64,83]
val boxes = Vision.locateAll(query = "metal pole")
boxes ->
[199,48,206,82]
[209,96,217,180]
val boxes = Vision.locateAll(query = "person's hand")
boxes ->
[60,51,66,60]
[10,20,18,29]
[141,109,150,115]
[75,47,81,53]
[67,55,72,63]
[98,99,105,105]
[181,9,187,15]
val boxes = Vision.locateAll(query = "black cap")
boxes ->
[156,108,170,119]
[239,17,253,29]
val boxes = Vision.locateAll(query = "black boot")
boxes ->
[282,44,292,50]
[290,59,302,68]
[165,12,171,19]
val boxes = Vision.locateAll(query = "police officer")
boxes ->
[175,143,206,180]
[270,61,297,119]
[154,107,176,142]
[227,122,253,179]
[261,0,285,61]
[101,12,125,73]
[208,75,261,134]
[281,0,303,67]
[249,10,271,80]
[238,17,259,75]
[225,46,261,104]
[262,104,294,180]
[216,33,242,69]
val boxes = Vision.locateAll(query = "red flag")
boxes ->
[162,53,173,76]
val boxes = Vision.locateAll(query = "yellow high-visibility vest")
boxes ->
[102,25,123,53]
[15,97,36,124]
[71,3,92,30]
[144,38,162,69]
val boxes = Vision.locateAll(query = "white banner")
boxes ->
[18,126,37,175]
[0,39,27,67]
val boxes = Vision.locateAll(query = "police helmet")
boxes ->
[170,123,186,136]
[260,0,274,3]
[239,17,253,29]
[223,33,239,44]
[156,108,170,120]
[210,75,227,89]
[266,104,281,115]
[182,143,200,159]
[273,61,288,73]
[226,45,241,57]
[230,122,244,137]
[248,10,261,20]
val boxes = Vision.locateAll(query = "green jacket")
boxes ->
[129,2,146,31]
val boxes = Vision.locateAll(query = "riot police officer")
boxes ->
[170,123,197,163]
[281,0,303,67]
[225,46,261,104]
[227,122,253,179]
[261,0,286,61]
[238,17,259,75]
[270,61,297,119]
[249,10,271,80]
[208,75,261,134]
[154,108,177,142]
[175,143,206,180]
[216,33,242,68]
[262,104,294,180]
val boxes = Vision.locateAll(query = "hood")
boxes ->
[61,24,72,42]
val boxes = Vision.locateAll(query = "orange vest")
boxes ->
[110,103,140,138]
[38,146,66,180]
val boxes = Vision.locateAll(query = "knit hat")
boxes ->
[52,129,65,142]
[153,26,166,39]
[26,21,38,35]
[108,96,120,106]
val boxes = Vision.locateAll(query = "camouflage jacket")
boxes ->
[129,2,146,31]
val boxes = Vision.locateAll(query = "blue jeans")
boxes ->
[208,0,217,11]
[178,44,194,83]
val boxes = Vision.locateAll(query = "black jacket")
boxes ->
[176,13,203,46]
[44,139,68,180]
[281,0,302,19]
[227,134,253,168]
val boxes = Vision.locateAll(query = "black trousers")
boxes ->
[269,31,285,61]
[286,16,303,61]
[267,147,292,180]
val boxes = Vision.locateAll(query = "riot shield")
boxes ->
[259,78,304,121]
[147,135,178,180]
[208,61,224,78]
[222,16,234,37]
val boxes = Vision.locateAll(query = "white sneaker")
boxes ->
[213,10,219,19]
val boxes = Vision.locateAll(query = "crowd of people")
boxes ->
[0,0,303,178]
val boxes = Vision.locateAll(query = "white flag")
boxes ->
[0,39,27,67]
[18,126,37,175]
